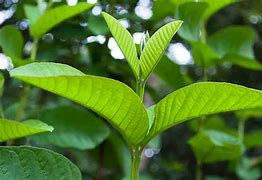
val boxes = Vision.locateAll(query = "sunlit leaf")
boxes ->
[10,62,149,147]
[102,12,140,78]
[189,130,243,163]
[143,82,262,143]
[0,146,81,179]
[0,25,23,57]
[31,3,93,38]
[31,106,110,150]
[140,21,183,80]
[0,118,53,142]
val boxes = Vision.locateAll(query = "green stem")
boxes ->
[0,100,5,118]
[15,39,39,121]
[131,147,142,180]
[136,79,145,101]
[238,120,245,143]
[196,161,202,180]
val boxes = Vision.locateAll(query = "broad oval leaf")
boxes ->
[10,62,149,147]
[31,106,110,150]
[31,3,93,38]
[207,26,256,59]
[0,146,81,179]
[140,20,183,81]
[102,12,140,78]
[143,82,262,143]
[0,25,23,58]
[189,130,243,163]
[0,118,53,142]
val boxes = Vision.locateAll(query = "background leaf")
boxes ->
[0,146,81,180]
[31,2,93,38]
[0,25,23,57]
[189,130,243,163]
[0,118,53,142]
[244,130,262,148]
[176,2,208,42]
[10,62,149,147]
[207,26,256,59]
[31,106,110,150]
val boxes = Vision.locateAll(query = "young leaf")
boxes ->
[189,130,243,163]
[140,20,183,81]
[176,2,208,42]
[0,25,23,57]
[31,3,94,38]
[10,62,149,147]
[0,118,53,142]
[143,82,262,144]
[0,146,81,179]
[31,106,110,150]
[207,26,256,59]
[102,12,140,78]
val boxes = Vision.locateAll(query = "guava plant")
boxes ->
[9,12,262,180]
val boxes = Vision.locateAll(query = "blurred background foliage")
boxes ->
[0,0,261,179]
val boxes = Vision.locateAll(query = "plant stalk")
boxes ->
[136,79,145,101]
[15,39,39,121]
[196,161,202,180]
[131,147,142,180]
[238,120,245,143]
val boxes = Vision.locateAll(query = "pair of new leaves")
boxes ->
[10,12,262,150]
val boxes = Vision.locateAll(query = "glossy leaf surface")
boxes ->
[140,21,183,80]
[102,12,140,78]
[10,62,149,147]
[0,146,81,179]
[0,118,53,142]
[144,82,262,143]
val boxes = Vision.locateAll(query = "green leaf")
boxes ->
[189,130,243,163]
[88,15,109,35]
[0,118,53,142]
[244,130,262,148]
[143,82,262,143]
[191,42,262,70]
[10,62,149,147]
[24,4,41,25]
[0,25,23,57]
[102,12,140,78]
[220,54,262,71]
[31,3,93,38]
[201,0,237,20]
[31,106,110,150]
[140,21,183,80]
[176,2,208,41]
[207,26,257,59]
[0,146,81,180]
[191,41,219,68]
[235,107,262,120]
